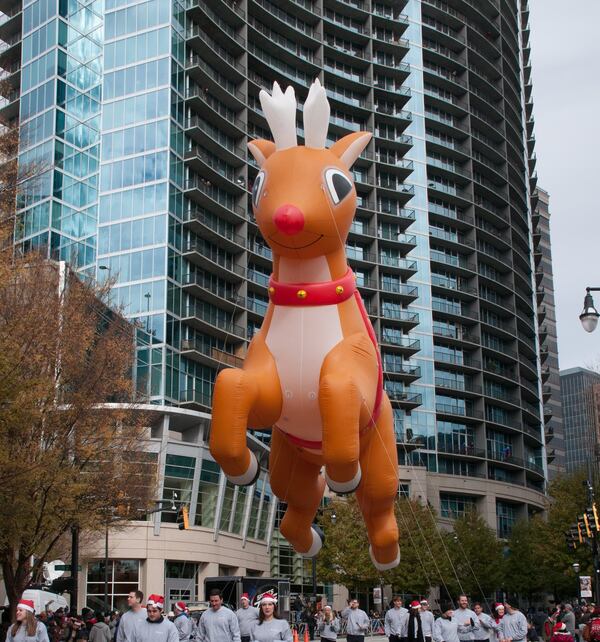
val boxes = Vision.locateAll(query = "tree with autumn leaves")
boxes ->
[0,126,156,615]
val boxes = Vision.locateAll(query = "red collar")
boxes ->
[268,268,356,306]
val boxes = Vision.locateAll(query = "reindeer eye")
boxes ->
[252,171,266,208]
[324,168,353,205]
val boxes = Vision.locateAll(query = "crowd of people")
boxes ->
[6,589,600,642]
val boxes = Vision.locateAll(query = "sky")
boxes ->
[529,0,600,370]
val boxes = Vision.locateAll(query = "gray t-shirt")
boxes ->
[250,619,292,642]
[198,607,241,642]
[236,606,260,637]
[6,622,50,642]
[116,609,147,642]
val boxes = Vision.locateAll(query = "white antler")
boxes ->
[303,78,330,149]
[259,81,298,150]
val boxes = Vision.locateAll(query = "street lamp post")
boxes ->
[573,562,580,604]
[580,288,600,333]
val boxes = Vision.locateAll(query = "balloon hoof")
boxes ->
[325,464,361,494]
[301,526,324,558]
[369,545,400,571]
[226,451,260,486]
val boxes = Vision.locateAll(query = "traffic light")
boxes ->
[587,506,599,532]
[177,506,189,530]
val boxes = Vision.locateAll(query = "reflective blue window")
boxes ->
[102,88,170,129]
[104,58,170,100]
[105,27,170,69]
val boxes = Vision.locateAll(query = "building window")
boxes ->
[440,493,476,519]
[496,500,518,538]
[399,484,410,498]
[162,454,195,523]
[196,458,220,528]
[86,560,140,612]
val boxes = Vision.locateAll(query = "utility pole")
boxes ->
[70,524,79,613]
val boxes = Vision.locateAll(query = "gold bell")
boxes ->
[268,287,275,295]
[336,285,344,295]
[297,289,307,299]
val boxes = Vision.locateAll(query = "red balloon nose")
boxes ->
[273,204,305,235]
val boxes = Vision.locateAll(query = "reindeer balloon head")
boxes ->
[248,79,372,259]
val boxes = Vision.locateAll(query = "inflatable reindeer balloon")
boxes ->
[209,80,400,571]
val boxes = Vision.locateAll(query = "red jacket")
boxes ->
[550,633,574,642]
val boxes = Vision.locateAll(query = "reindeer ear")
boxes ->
[330,131,372,169]
[248,139,276,167]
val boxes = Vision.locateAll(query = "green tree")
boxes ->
[386,498,451,596]
[316,496,380,593]
[316,497,453,597]
[444,511,505,601]
[515,471,593,601]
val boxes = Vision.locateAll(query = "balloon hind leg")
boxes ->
[356,394,400,571]
[269,427,326,556]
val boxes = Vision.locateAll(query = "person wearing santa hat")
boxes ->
[116,591,147,642]
[407,601,424,642]
[198,589,240,642]
[6,598,50,642]
[497,599,527,642]
[131,594,178,642]
[236,593,259,642]
[550,622,574,642]
[250,593,292,642]
[420,601,435,642]
[173,601,193,640]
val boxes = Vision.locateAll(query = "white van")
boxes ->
[20,589,69,613]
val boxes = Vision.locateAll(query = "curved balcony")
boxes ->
[182,246,246,281]
[433,351,481,372]
[185,146,247,194]
[180,337,244,370]
[186,1,246,50]
[251,0,320,45]
[186,59,246,110]
[186,86,245,137]
[180,303,247,342]
[183,208,246,253]
[385,388,423,409]
[184,177,246,223]
[380,335,421,356]
[378,309,420,330]
[437,443,486,459]
[436,403,484,423]
[382,363,421,383]
[379,281,418,303]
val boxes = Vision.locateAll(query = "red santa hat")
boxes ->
[410,601,421,608]
[147,594,165,610]
[174,601,186,612]
[494,603,505,611]
[553,623,567,633]
[18,599,35,614]
[260,593,276,605]
[241,593,250,602]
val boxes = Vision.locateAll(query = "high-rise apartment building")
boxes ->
[532,187,564,479]
[560,367,600,478]
[1,0,549,605]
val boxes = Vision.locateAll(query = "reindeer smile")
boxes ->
[269,234,323,249]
